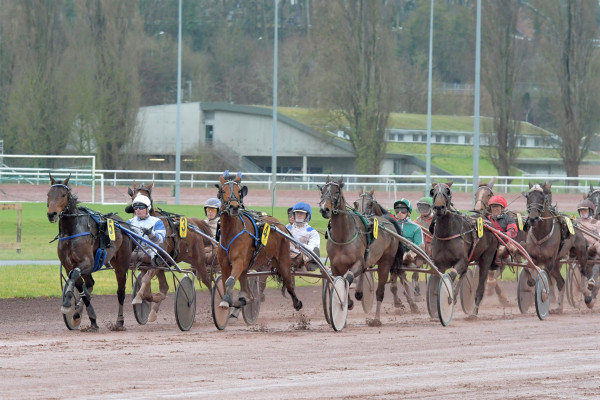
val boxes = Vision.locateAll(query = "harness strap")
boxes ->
[530,219,555,246]
[56,231,91,241]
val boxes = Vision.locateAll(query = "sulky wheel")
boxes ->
[359,271,375,314]
[211,274,230,330]
[322,278,331,325]
[174,274,196,331]
[426,274,440,319]
[517,268,534,314]
[242,276,261,325]
[437,274,455,326]
[460,266,478,316]
[62,284,83,331]
[132,271,151,325]
[566,263,585,310]
[329,276,349,332]
[535,270,551,320]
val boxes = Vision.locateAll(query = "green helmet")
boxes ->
[417,196,433,206]
[393,198,412,214]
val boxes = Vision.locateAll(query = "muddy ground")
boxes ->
[1,280,600,400]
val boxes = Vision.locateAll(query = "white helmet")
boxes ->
[132,194,151,211]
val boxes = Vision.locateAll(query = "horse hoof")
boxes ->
[72,315,82,327]
[294,300,303,311]
[60,306,72,314]
[348,299,354,310]
[447,268,457,281]
[588,279,595,291]
[585,296,594,307]
[148,309,157,323]
[218,301,230,309]
[410,304,419,314]
[394,301,405,310]
[366,318,382,327]
[355,291,363,301]
[131,295,143,305]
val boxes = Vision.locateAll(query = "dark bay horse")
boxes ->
[320,177,403,324]
[524,182,588,312]
[216,171,302,313]
[430,181,498,316]
[353,187,416,313]
[126,181,213,322]
[584,185,600,220]
[47,174,132,331]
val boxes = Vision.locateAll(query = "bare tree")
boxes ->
[313,0,397,174]
[481,0,528,177]
[525,0,600,178]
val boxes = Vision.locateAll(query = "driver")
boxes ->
[576,199,600,258]
[203,197,221,265]
[128,194,166,265]
[287,202,321,271]
[487,195,518,289]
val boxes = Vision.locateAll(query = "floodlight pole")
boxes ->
[472,0,482,206]
[175,0,182,204]
[271,0,278,208]
[425,0,434,195]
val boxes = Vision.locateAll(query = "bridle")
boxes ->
[320,181,344,214]
[474,185,493,213]
[49,184,77,218]
[432,183,452,215]
[356,192,375,217]
[217,178,245,215]
[526,185,551,217]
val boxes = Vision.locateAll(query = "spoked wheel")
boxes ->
[437,274,455,326]
[426,274,440,319]
[517,268,535,314]
[566,263,585,309]
[329,276,349,332]
[62,284,83,331]
[322,278,331,325]
[242,276,261,325]
[535,270,551,320]
[460,266,478,316]
[174,275,196,331]
[132,271,151,325]
[211,274,230,330]
[359,271,375,314]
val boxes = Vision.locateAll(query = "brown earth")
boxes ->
[1,281,600,400]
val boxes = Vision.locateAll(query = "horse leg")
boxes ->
[400,270,419,313]
[585,264,599,307]
[550,262,564,314]
[132,269,155,305]
[148,271,169,323]
[76,274,98,331]
[113,261,127,329]
[373,265,393,325]
[343,260,363,311]
[492,267,511,306]
[389,272,404,309]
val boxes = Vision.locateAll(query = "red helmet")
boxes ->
[489,195,507,209]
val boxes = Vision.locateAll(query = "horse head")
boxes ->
[430,181,453,217]
[216,170,247,216]
[473,177,495,214]
[525,182,551,225]
[127,181,154,213]
[586,184,600,219]
[353,187,378,216]
[318,176,344,219]
[47,173,72,223]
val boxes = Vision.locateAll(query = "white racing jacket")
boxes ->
[128,215,166,255]
[287,223,320,255]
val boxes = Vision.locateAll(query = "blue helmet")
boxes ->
[292,202,312,222]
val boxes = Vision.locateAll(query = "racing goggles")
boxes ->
[417,204,431,213]
[132,204,148,210]
[395,206,409,214]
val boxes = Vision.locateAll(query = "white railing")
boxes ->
[1,166,598,204]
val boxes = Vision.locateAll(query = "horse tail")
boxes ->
[391,242,405,275]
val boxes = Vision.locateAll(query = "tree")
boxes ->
[313,0,397,175]
[481,0,528,176]
[525,0,600,179]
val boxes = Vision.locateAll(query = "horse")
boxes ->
[216,171,302,314]
[472,178,525,306]
[353,187,417,313]
[319,177,403,325]
[126,181,214,322]
[584,185,600,220]
[430,181,498,316]
[523,182,588,312]
[47,174,132,331]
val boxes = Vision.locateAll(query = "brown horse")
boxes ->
[353,187,417,313]
[584,185,600,220]
[430,181,498,316]
[320,177,403,324]
[216,171,302,314]
[524,182,588,312]
[47,174,132,331]
[126,181,213,322]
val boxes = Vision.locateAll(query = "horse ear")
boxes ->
[338,177,344,188]
[370,187,374,196]
[528,182,533,189]
[236,171,242,183]
[358,187,363,195]
[132,180,138,190]
[316,184,322,191]
[447,181,453,188]
[219,175,226,184]
[64,174,70,186]
[591,184,595,192]
[325,175,331,183]
[584,192,588,199]
[353,201,359,209]
[215,183,220,189]
[147,182,154,193]
[49,173,55,185]
[489,176,495,188]
[240,185,248,198]
[521,191,527,197]
[127,187,133,197]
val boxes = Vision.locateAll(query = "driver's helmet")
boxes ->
[578,199,595,215]
[132,194,152,211]
[292,202,312,222]
[394,198,412,214]
[416,196,433,214]
[204,198,221,214]
[489,195,507,209]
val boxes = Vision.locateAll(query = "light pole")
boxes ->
[472,0,481,205]
[271,0,278,209]
[175,0,182,204]
[425,0,434,195]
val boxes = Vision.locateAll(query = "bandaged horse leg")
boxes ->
[219,275,236,309]
[61,267,80,314]
[486,270,497,296]
[79,280,98,330]
[344,260,363,311]
[147,273,169,323]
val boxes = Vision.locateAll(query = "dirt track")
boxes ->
[1,281,600,400]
